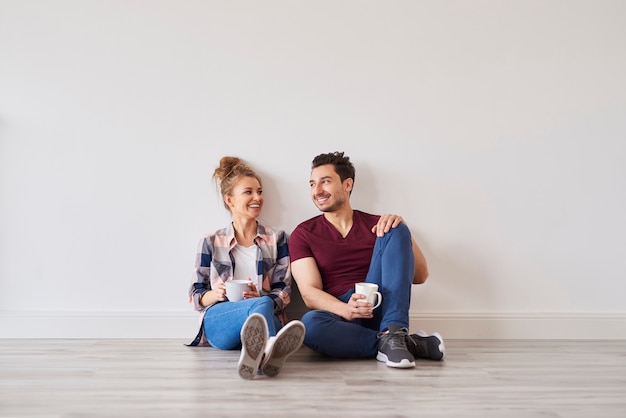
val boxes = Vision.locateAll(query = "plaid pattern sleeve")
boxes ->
[188,233,214,312]
[256,225,292,316]
[188,225,237,312]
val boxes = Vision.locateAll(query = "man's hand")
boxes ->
[341,293,375,320]
[371,214,404,237]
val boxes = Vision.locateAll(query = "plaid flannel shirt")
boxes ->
[188,222,291,346]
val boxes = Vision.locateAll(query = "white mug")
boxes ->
[225,280,252,302]
[354,282,382,309]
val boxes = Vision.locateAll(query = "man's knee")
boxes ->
[387,222,411,241]
[301,310,330,329]
[301,310,334,345]
[375,222,412,249]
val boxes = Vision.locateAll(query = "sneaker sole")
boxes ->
[376,352,416,368]
[415,330,446,360]
[238,314,268,380]
[262,321,305,377]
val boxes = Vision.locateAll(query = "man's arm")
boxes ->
[291,257,373,321]
[411,237,429,284]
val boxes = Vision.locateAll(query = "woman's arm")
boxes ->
[265,230,292,314]
[188,235,222,311]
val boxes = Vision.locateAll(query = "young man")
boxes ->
[289,152,445,368]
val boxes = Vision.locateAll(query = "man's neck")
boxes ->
[323,206,354,238]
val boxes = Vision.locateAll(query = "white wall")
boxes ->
[1,0,625,339]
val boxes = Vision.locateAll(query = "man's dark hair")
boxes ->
[311,151,355,185]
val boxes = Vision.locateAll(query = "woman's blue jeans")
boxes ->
[203,296,281,350]
[301,223,414,358]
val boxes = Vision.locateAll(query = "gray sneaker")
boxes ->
[261,320,306,377]
[406,331,446,361]
[237,314,268,380]
[376,325,415,368]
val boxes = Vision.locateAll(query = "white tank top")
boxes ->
[232,244,261,290]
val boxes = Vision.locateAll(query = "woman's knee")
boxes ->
[250,296,274,312]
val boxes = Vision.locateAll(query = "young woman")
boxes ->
[188,156,305,379]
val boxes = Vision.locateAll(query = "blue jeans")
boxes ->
[203,296,282,350]
[301,223,414,358]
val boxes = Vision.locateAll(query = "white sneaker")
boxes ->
[237,314,268,380]
[261,320,306,377]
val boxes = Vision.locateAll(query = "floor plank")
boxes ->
[0,339,625,417]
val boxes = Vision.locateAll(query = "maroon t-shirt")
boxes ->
[289,210,380,297]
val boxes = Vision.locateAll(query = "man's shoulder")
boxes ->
[292,215,324,231]
[353,210,380,223]
[290,216,326,244]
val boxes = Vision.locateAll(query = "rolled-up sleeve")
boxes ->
[188,235,213,312]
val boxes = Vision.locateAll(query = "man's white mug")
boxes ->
[225,280,252,302]
[354,282,382,309]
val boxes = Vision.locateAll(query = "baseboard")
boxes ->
[1,311,625,339]
[0,311,198,339]
[409,312,626,340]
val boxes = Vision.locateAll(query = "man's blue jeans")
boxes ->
[300,223,414,358]
[203,296,282,350]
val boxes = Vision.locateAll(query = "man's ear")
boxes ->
[344,178,353,193]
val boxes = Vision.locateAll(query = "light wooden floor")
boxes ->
[0,339,625,418]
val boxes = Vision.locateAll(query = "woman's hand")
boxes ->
[242,280,261,299]
[215,282,227,302]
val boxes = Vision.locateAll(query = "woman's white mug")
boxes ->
[225,279,252,302]
[354,282,382,309]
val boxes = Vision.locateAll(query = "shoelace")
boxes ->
[386,329,409,349]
